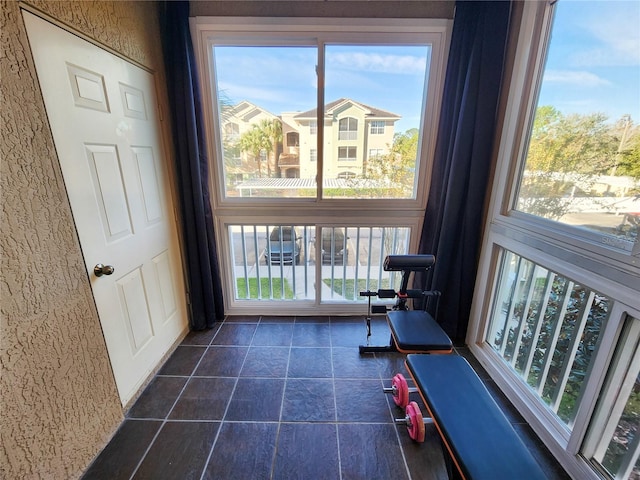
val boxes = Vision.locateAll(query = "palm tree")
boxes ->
[239,125,270,178]
[258,119,283,177]
[218,93,241,177]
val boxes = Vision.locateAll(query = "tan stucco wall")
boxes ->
[1,1,165,478]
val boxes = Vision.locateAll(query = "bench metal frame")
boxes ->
[359,254,447,354]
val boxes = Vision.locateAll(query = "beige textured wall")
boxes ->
[1,1,165,478]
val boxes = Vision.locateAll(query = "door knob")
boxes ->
[94,263,115,277]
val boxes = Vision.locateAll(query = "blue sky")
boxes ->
[539,0,640,123]
[214,45,429,133]
[213,1,639,133]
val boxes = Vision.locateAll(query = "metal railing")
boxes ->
[228,225,411,303]
[486,249,611,428]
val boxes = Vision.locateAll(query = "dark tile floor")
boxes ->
[82,315,570,480]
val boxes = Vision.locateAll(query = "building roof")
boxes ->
[294,98,400,120]
[228,101,278,123]
[235,177,384,191]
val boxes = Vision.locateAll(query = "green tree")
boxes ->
[239,126,270,178]
[611,116,640,180]
[616,133,640,179]
[359,128,419,198]
[519,107,636,219]
[526,107,617,175]
[218,93,241,178]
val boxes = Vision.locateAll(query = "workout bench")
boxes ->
[359,254,452,354]
[404,354,547,480]
[365,258,545,478]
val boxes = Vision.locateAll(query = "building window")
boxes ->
[370,120,385,134]
[338,117,358,141]
[225,143,241,166]
[369,148,384,159]
[286,132,299,147]
[310,120,317,135]
[224,122,240,138]
[468,2,640,478]
[310,149,317,162]
[338,146,357,161]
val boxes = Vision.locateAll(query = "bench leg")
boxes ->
[358,333,398,354]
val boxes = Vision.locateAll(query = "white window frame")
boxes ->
[190,17,451,314]
[191,17,450,210]
[467,2,640,479]
[369,148,384,159]
[338,117,358,141]
[338,146,357,162]
[224,122,239,138]
[370,120,385,134]
[582,315,640,479]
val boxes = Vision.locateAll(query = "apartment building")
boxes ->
[224,98,399,183]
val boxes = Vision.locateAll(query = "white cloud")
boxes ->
[326,52,427,75]
[572,45,640,68]
[543,70,611,87]
[569,4,640,67]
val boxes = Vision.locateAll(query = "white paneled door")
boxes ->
[24,12,188,405]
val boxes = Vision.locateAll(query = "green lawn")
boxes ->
[236,277,294,299]
[322,278,392,300]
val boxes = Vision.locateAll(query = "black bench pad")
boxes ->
[406,354,547,480]
[387,310,452,353]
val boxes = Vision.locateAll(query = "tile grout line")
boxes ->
[127,318,424,480]
[127,327,220,480]
[378,349,414,480]
[371,317,416,480]
[100,316,564,480]
[269,317,294,480]
[198,318,258,480]
[330,317,345,480]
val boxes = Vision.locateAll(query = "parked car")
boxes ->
[267,226,302,265]
[321,228,348,264]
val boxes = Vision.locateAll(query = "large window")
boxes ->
[485,249,610,429]
[194,18,448,202]
[512,1,640,257]
[192,17,450,313]
[469,2,640,479]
